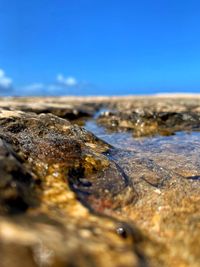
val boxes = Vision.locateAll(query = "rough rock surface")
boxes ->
[0,96,199,267]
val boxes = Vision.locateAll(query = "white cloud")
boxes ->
[14,73,93,96]
[22,83,45,91]
[56,74,78,87]
[0,69,12,90]
[18,82,62,96]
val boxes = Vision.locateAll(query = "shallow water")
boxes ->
[85,119,200,152]
[85,119,200,184]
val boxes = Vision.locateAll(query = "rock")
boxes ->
[0,96,199,267]
[0,139,38,214]
[0,214,145,267]
[0,98,100,121]
[97,109,200,137]
[0,109,136,213]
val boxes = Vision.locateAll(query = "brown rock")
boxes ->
[0,96,199,267]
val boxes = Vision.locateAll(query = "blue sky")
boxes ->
[0,0,200,96]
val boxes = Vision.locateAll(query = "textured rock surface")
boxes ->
[0,96,199,267]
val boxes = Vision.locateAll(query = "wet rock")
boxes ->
[0,96,199,267]
[0,107,145,267]
[0,109,136,213]
[0,139,38,214]
[95,96,200,136]
[97,109,200,137]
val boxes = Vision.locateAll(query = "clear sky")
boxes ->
[0,0,200,96]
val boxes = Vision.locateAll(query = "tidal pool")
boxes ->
[85,119,200,180]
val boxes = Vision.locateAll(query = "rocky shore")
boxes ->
[0,96,199,267]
